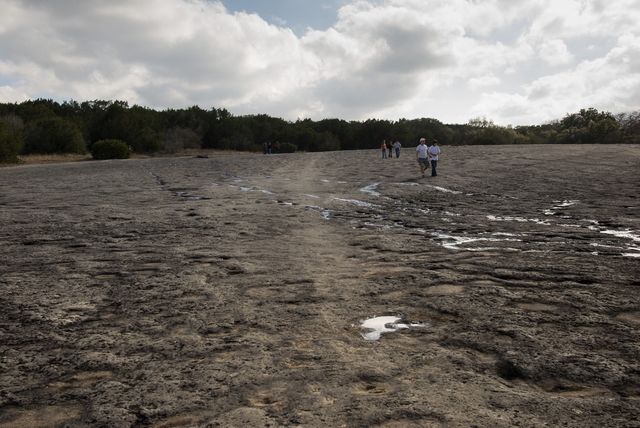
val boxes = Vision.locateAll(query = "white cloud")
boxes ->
[0,85,29,103]
[0,0,638,125]
[539,39,574,66]
[470,33,640,124]
[271,16,287,27]
[468,74,501,90]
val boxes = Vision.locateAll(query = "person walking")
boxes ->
[416,138,429,177]
[393,140,401,158]
[381,140,387,158]
[388,140,393,159]
[428,140,441,176]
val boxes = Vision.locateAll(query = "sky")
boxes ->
[0,0,639,126]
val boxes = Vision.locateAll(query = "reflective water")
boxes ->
[204,175,640,258]
[358,316,431,341]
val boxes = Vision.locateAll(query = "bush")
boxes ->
[161,127,201,153]
[279,142,297,153]
[132,126,161,153]
[90,139,131,160]
[228,132,253,151]
[315,131,340,151]
[22,117,85,154]
[0,120,23,164]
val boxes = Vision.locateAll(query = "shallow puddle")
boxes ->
[334,198,379,208]
[424,184,462,194]
[359,183,381,197]
[357,315,431,341]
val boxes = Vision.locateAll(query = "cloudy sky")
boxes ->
[1,0,639,125]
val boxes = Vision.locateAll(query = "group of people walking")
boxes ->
[416,138,440,177]
[382,138,441,177]
[381,140,402,159]
[263,141,280,154]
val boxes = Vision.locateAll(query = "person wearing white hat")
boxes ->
[415,138,429,177]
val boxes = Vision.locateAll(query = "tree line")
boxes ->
[1,98,639,163]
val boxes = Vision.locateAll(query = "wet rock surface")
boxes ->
[1,145,639,427]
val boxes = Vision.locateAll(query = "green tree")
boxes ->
[293,126,316,152]
[314,131,341,152]
[313,118,353,149]
[132,126,161,153]
[90,139,131,160]
[161,127,202,153]
[22,117,85,154]
[88,101,134,146]
[0,119,23,163]
[557,108,620,144]
[616,111,640,143]
[466,117,516,145]
[353,119,393,149]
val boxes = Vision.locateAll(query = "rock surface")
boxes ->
[1,145,639,427]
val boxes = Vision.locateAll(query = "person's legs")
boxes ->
[419,158,428,176]
[382,149,386,158]
[431,160,437,176]
[395,148,400,158]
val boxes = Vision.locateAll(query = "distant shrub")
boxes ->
[469,137,498,145]
[90,139,131,160]
[161,127,201,153]
[0,120,23,164]
[22,117,85,154]
[315,131,340,152]
[279,142,297,153]
[132,126,161,153]
[217,137,231,150]
[228,132,253,151]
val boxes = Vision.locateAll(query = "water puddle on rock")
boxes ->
[303,205,332,220]
[357,315,431,341]
[544,200,578,216]
[424,184,462,194]
[333,198,379,208]
[359,183,381,197]
[431,232,520,251]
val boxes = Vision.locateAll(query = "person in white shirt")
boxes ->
[428,140,441,176]
[415,138,429,177]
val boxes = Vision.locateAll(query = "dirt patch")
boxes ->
[1,145,640,426]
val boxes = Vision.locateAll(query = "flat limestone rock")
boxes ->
[0,145,639,427]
